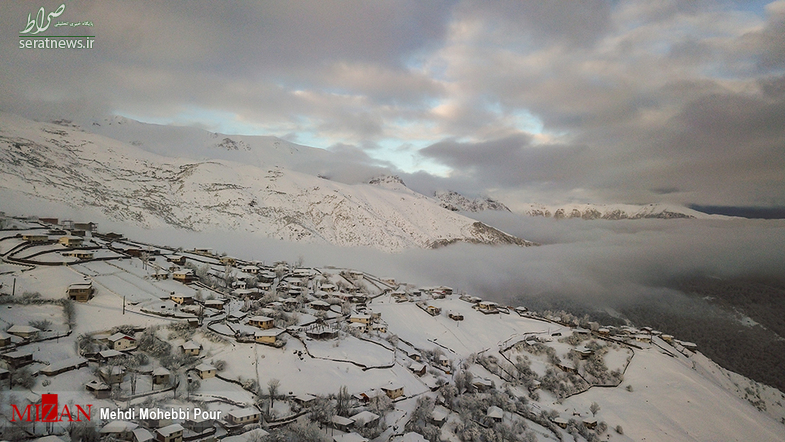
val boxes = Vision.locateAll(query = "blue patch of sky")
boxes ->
[485,101,545,135]
[370,138,452,176]
[290,131,334,151]
[732,0,771,17]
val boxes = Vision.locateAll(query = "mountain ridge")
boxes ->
[0,112,534,252]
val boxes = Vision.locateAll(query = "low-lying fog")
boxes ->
[6,195,785,310]
[100,210,785,312]
[11,198,785,389]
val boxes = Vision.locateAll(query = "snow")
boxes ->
[0,208,783,442]
[560,349,785,441]
[374,296,566,357]
[0,112,532,252]
[307,335,394,367]
[518,202,718,220]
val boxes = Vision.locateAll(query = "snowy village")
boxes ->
[0,213,783,442]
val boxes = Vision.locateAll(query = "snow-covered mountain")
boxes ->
[520,203,707,220]
[435,190,511,213]
[81,114,335,175]
[0,113,533,252]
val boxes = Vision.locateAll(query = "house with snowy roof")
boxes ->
[7,324,40,340]
[408,362,426,376]
[330,415,355,432]
[155,423,184,442]
[85,380,111,398]
[1,350,33,368]
[0,331,11,347]
[172,269,195,283]
[170,293,194,305]
[195,363,216,379]
[227,407,261,426]
[100,420,138,440]
[255,328,285,345]
[181,340,202,356]
[152,367,171,385]
[204,299,225,310]
[132,427,154,442]
[350,410,380,428]
[63,250,94,260]
[40,356,87,376]
[106,332,136,351]
[349,314,371,325]
[476,301,499,314]
[248,315,274,329]
[99,366,126,384]
[67,282,94,301]
[487,406,504,422]
[381,384,404,400]
[59,235,83,247]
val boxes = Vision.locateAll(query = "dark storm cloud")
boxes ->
[420,134,595,189]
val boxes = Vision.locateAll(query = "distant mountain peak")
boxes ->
[434,190,511,212]
[521,203,702,220]
[214,137,250,151]
[368,175,407,187]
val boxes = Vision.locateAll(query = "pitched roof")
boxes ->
[228,407,260,419]
[100,420,138,433]
[156,423,184,436]
[487,406,504,419]
[152,366,171,376]
[330,415,354,426]
[255,328,284,337]
[7,324,40,333]
[108,332,135,342]
[181,340,201,350]
[132,428,154,442]
[333,433,369,442]
[350,410,380,426]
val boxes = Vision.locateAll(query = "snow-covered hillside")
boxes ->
[80,114,335,175]
[51,115,712,222]
[0,217,782,441]
[435,190,511,213]
[519,203,708,220]
[0,113,533,252]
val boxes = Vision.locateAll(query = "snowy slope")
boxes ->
[79,114,334,174]
[0,112,533,252]
[0,216,783,441]
[56,115,710,222]
[519,202,710,220]
[434,190,511,213]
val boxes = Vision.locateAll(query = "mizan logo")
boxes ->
[11,394,92,422]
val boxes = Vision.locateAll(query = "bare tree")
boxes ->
[267,378,280,410]
[187,379,201,399]
[335,385,350,416]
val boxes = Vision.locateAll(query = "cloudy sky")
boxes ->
[2,0,784,210]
